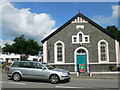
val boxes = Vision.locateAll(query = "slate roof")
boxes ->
[41,12,120,43]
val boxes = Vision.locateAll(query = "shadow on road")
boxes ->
[7,77,70,84]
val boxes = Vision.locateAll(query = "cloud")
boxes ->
[92,5,119,27]
[1,2,56,43]
[0,39,14,48]
[43,28,57,38]
[112,5,120,18]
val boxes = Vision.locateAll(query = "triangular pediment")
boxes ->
[41,13,120,43]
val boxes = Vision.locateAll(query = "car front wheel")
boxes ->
[12,73,21,81]
[49,74,60,84]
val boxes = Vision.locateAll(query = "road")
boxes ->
[1,74,119,90]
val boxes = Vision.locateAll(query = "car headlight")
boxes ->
[61,73,69,77]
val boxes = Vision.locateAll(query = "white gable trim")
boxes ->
[115,40,119,67]
[43,41,47,63]
[71,16,88,23]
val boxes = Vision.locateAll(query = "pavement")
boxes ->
[71,75,118,79]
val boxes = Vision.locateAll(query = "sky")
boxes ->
[0,1,120,47]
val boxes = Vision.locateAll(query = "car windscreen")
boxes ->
[42,63,54,69]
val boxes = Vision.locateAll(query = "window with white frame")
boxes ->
[54,41,65,63]
[98,40,109,63]
[79,34,83,42]
[72,31,90,44]
[57,43,63,62]
[73,37,77,42]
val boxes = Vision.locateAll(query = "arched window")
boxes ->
[98,40,109,63]
[56,43,63,62]
[77,49,86,54]
[54,41,65,63]
[79,34,83,42]
[100,42,107,61]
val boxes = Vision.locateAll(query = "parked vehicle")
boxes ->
[7,61,71,84]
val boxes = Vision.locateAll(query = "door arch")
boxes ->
[74,47,89,72]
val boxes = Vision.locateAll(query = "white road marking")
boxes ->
[0,81,26,85]
[0,81,6,83]
[8,82,26,85]
[56,86,86,88]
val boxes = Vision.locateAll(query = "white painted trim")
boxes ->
[43,41,47,63]
[98,39,109,63]
[119,42,120,64]
[72,35,77,43]
[54,40,65,64]
[76,25,84,29]
[84,35,90,43]
[48,63,75,65]
[71,16,88,23]
[72,31,90,44]
[89,62,117,64]
[49,62,117,65]
[115,40,119,67]
[74,47,89,73]
[90,72,120,76]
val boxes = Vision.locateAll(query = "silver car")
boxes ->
[7,61,71,84]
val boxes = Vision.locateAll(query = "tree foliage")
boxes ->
[3,35,42,55]
[105,25,120,39]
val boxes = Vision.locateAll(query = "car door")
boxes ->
[18,62,33,79]
[31,63,49,80]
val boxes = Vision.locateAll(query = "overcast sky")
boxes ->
[0,1,120,47]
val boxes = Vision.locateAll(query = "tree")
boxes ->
[3,35,42,55]
[105,25,120,39]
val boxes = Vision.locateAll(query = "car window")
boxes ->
[11,62,35,68]
[19,62,36,68]
[18,62,24,67]
[42,63,54,69]
[36,63,44,69]
[11,62,19,67]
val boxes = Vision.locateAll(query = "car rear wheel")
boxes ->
[12,73,21,81]
[49,74,60,84]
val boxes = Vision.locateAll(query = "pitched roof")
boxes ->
[41,12,120,43]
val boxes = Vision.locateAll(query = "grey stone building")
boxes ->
[0,46,2,54]
[41,12,120,73]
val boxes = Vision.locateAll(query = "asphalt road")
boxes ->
[1,74,119,90]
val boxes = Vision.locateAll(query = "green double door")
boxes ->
[76,55,87,72]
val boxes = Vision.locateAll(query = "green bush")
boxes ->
[109,65,116,71]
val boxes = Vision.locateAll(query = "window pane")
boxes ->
[56,43,62,46]
[85,37,88,42]
[56,42,63,62]
[74,37,77,42]
[100,42,107,61]
[79,34,82,42]
[77,49,86,54]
